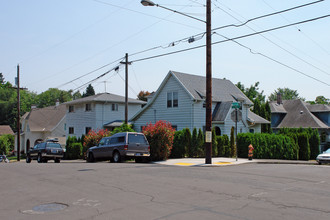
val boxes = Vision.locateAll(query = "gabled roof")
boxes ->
[0,125,14,135]
[23,104,66,132]
[270,100,329,129]
[212,102,232,122]
[65,93,146,105]
[132,71,253,121]
[305,103,330,112]
[171,71,253,105]
[247,111,270,124]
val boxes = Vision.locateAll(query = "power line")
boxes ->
[214,33,329,86]
[130,15,330,86]
[212,0,330,77]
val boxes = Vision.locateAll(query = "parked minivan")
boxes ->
[86,132,150,163]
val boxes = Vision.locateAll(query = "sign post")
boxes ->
[231,102,241,161]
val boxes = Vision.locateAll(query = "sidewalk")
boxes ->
[153,157,317,167]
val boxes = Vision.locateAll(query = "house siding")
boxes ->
[67,102,143,138]
[134,76,193,131]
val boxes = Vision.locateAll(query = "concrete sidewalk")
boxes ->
[153,157,318,167]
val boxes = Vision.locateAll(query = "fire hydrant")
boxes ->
[248,144,254,160]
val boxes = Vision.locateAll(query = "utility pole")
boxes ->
[16,64,20,161]
[205,0,212,164]
[120,53,131,124]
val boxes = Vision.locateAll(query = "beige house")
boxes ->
[16,103,66,153]
[0,125,14,136]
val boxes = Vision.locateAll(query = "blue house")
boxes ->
[131,71,269,136]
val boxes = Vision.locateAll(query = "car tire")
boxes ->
[55,158,60,163]
[113,151,121,163]
[87,153,95,163]
[318,161,322,165]
[26,155,31,163]
[37,154,42,163]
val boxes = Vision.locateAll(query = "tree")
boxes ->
[307,96,330,105]
[137,90,151,102]
[268,88,304,101]
[82,84,95,98]
[37,88,73,108]
[0,73,4,84]
[236,81,265,103]
[230,126,236,157]
[72,91,82,100]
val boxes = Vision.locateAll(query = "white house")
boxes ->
[65,93,146,138]
[131,71,269,136]
[18,102,67,153]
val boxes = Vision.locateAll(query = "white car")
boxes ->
[316,148,330,165]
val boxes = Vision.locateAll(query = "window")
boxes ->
[249,129,255,133]
[69,105,74,113]
[85,127,91,134]
[112,103,118,111]
[85,103,92,111]
[110,136,125,144]
[167,92,178,108]
[128,134,146,144]
[215,126,221,136]
[69,127,74,134]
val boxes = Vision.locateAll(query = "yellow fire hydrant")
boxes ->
[248,144,254,160]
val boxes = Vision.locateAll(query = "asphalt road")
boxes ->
[1,161,330,220]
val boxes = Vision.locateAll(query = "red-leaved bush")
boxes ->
[143,120,175,161]
[83,129,111,149]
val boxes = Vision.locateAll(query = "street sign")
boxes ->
[231,109,242,122]
[232,102,240,109]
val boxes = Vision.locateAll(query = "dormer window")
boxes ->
[85,103,92,111]
[69,105,74,113]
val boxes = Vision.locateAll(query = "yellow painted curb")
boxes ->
[214,162,233,165]
[174,162,195,166]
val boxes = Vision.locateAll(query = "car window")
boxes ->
[39,143,46,149]
[325,149,330,153]
[128,134,147,144]
[46,143,62,148]
[110,136,125,144]
[99,138,106,146]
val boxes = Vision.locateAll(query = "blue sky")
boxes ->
[1,0,329,101]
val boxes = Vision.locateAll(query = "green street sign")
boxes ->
[232,102,240,109]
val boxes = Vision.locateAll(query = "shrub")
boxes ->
[170,130,186,158]
[212,129,218,157]
[197,128,205,157]
[309,128,320,160]
[143,120,175,161]
[230,127,236,157]
[66,143,83,159]
[0,134,14,155]
[216,135,230,157]
[111,123,135,135]
[191,128,198,157]
[297,133,310,160]
[183,128,192,157]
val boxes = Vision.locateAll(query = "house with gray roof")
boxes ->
[0,125,14,136]
[18,102,67,153]
[131,71,269,136]
[65,93,146,138]
[270,98,330,148]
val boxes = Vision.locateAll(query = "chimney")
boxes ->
[56,99,60,107]
[277,93,282,105]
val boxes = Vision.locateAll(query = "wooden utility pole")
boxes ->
[120,53,131,124]
[16,64,20,161]
[205,0,212,164]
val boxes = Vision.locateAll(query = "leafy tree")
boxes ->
[137,90,151,102]
[197,128,205,157]
[236,81,265,103]
[0,73,4,84]
[83,129,111,151]
[268,88,304,101]
[191,128,198,157]
[82,84,95,98]
[72,91,82,100]
[307,96,329,105]
[37,88,72,108]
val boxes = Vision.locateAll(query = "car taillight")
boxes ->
[148,146,150,152]
[124,145,128,151]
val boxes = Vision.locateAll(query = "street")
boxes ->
[1,161,330,220]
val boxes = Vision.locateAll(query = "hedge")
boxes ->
[237,133,298,160]
[0,134,14,155]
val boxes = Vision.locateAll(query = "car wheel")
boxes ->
[37,154,42,163]
[26,155,31,163]
[318,161,322,165]
[113,151,121,163]
[55,158,60,163]
[87,153,95,163]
